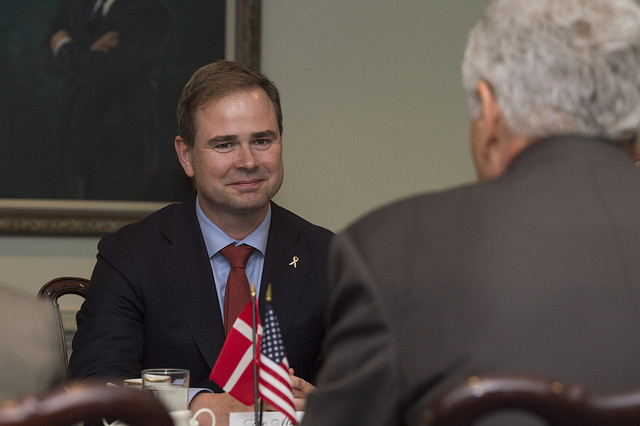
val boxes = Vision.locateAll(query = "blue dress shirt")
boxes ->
[195,197,270,322]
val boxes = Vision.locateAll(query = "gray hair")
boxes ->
[462,0,640,142]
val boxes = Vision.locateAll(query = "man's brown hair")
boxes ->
[176,60,282,147]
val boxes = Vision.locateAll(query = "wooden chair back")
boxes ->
[37,277,90,370]
[0,381,172,426]
[426,373,640,425]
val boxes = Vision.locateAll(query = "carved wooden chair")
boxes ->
[0,381,172,426]
[425,373,640,425]
[37,277,90,370]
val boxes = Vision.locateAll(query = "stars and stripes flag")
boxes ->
[209,302,262,405]
[258,303,297,424]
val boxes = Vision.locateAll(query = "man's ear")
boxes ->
[472,81,524,179]
[175,136,195,178]
[476,81,502,155]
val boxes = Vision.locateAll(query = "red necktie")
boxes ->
[220,244,255,336]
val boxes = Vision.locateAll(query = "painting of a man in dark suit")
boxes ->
[41,0,171,201]
[0,0,226,205]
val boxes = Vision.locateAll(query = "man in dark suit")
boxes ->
[42,0,170,200]
[69,61,332,420]
[302,0,640,424]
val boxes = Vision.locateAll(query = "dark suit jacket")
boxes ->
[41,0,170,200]
[303,136,640,425]
[69,192,333,390]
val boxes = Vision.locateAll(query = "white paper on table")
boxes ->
[229,411,304,425]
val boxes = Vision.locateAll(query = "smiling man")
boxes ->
[69,61,332,422]
[175,86,284,241]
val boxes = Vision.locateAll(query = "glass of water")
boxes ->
[141,368,190,412]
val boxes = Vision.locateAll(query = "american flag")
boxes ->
[258,303,297,424]
[209,302,262,405]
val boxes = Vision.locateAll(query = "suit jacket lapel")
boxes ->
[260,203,312,340]
[153,198,311,369]
[156,193,225,368]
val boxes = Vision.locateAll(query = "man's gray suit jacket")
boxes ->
[304,136,640,425]
[0,285,65,400]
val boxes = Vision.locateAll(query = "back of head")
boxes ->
[176,60,282,148]
[462,0,640,142]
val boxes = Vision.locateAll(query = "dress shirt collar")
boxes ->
[93,0,117,16]
[195,196,270,257]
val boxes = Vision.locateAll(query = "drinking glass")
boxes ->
[141,368,190,412]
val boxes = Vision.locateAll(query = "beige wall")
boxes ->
[0,1,491,297]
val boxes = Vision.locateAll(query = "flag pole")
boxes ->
[259,284,273,426]
[250,283,259,423]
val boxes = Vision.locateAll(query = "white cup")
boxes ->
[170,408,215,426]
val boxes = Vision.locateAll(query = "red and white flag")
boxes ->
[209,302,262,405]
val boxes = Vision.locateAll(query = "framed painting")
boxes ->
[0,0,261,235]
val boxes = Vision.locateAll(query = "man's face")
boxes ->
[177,88,284,222]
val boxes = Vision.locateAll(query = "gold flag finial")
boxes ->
[266,283,272,303]
[251,282,256,298]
